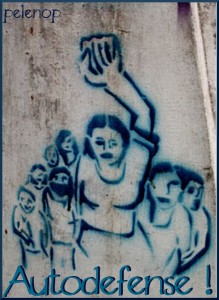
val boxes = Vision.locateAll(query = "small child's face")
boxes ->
[46,147,59,167]
[182,180,203,211]
[61,136,74,152]
[32,168,46,183]
[30,168,47,190]
[19,191,35,214]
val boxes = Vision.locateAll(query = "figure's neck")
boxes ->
[35,184,44,190]
[65,151,75,165]
[95,160,126,184]
[152,206,175,227]
[50,190,68,206]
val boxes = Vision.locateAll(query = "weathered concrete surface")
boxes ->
[198,2,216,119]
[3,2,216,298]
[190,3,216,183]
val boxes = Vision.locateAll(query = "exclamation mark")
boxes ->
[206,265,213,295]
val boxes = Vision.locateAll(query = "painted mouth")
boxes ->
[36,178,43,183]
[100,153,113,159]
[24,205,31,211]
[157,197,170,204]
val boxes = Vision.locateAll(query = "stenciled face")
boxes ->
[90,127,124,166]
[52,172,69,185]
[31,168,47,189]
[182,180,203,211]
[46,147,59,167]
[50,172,70,198]
[19,191,35,214]
[61,136,74,152]
[150,172,182,210]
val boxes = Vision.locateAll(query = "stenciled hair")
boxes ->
[55,130,79,166]
[149,162,175,182]
[175,165,204,190]
[30,164,46,173]
[17,186,36,202]
[84,114,130,160]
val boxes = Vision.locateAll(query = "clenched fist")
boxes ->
[80,34,124,87]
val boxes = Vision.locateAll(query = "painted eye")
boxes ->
[62,176,68,183]
[188,187,195,194]
[151,181,156,189]
[65,138,72,144]
[95,140,104,146]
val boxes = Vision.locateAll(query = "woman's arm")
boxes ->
[104,70,155,138]
[80,34,156,141]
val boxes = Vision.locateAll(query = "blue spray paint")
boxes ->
[206,265,213,295]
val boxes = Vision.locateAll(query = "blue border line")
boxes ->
[1,0,218,3]
[217,4,218,299]
[0,1,2,299]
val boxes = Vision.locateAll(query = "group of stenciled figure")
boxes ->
[12,130,79,269]
[12,34,211,275]
[136,162,210,275]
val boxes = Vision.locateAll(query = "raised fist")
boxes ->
[80,34,123,87]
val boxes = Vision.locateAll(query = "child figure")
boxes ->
[176,166,211,272]
[42,167,77,271]
[25,164,48,212]
[12,186,48,268]
[55,130,79,171]
[137,162,191,276]
[44,144,60,169]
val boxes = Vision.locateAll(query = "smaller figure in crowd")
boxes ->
[44,144,59,169]
[12,186,48,268]
[42,167,78,270]
[176,166,211,272]
[137,162,191,276]
[55,130,79,169]
[12,130,80,270]
[25,164,47,211]
[26,164,47,191]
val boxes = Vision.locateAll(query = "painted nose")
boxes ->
[193,199,201,210]
[196,187,203,198]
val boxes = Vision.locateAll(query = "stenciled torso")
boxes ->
[43,189,75,245]
[78,139,150,235]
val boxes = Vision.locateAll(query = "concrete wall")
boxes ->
[198,2,216,119]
